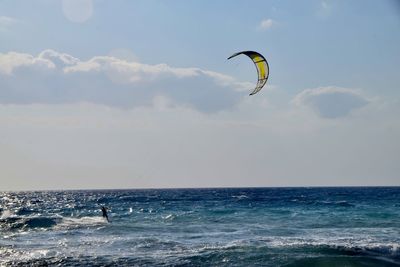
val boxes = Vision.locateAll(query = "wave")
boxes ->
[262,238,400,259]
[284,255,400,267]
[162,214,176,220]
[56,216,107,229]
[232,194,249,200]
[15,207,36,216]
[176,240,400,267]
[0,209,14,219]
[179,236,400,262]
[0,256,165,267]
[1,236,399,267]
[309,200,355,207]
[301,243,400,259]
[0,215,107,231]
[23,217,58,229]
[0,216,59,230]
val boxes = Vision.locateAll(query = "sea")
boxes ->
[0,187,399,266]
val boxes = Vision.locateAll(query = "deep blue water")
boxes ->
[0,187,399,266]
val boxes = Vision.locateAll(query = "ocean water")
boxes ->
[0,187,399,266]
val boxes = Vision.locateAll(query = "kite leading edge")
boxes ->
[227,51,269,95]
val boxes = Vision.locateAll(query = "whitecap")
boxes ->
[56,216,107,229]
[163,214,175,220]
[0,209,13,219]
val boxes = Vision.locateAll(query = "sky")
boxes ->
[0,0,399,190]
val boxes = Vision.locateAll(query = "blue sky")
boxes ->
[0,0,399,190]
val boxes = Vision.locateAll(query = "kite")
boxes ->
[227,51,269,95]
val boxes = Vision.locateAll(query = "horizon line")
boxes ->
[2,185,400,193]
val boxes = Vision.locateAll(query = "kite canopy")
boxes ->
[227,51,269,95]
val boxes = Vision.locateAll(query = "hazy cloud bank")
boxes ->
[293,86,369,118]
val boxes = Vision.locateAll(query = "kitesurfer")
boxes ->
[101,206,109,222]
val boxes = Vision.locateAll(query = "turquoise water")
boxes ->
[1,187,399,266]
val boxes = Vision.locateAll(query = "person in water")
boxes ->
[101,206,109,222]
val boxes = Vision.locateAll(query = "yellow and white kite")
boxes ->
[228,51,269,95]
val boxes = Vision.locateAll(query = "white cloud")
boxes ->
[0,52,55,75]
[293,86,369,118]
[38,49,80,67]
[259,19,275,30]
[0,16,18,32]
[0,50,251,112]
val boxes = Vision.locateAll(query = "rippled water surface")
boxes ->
[1,187,399,266]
